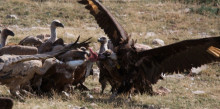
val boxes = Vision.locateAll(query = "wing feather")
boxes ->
[78,0,129,47]
[137,36,220,75]
[0,36,91,70]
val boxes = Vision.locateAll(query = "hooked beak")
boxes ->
[97,38,101,42]
[9,31,15,36]
[57,23,64,28]
[59,23,64,28]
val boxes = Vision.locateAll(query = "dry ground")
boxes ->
[0,0,220,108]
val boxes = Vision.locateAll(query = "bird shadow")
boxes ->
[79,92,160,108]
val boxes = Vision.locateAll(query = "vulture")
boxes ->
[97,36,119,93]
[39,47,98,93]
[0,36,90,100]
[72,48,98,91]
[79,0,220,98]
[0,97,13,109]
[29,37,97,93]
[0,28,38,56]
[97,36,152,93]
[19,20,64,47]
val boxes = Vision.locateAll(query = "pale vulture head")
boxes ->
[51,20,64,28]
[98,37,107,44]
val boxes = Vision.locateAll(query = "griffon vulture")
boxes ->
[0,28,38,56]
[19,20,64,47]
[0,36,90,100]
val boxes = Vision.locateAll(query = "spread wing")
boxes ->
[137,36,220,82]
[78,0,129,47]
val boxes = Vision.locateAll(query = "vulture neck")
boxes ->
[38,59,56,75]
[99,43,108,54]
[49,26,57,43]
[0,32,8,47]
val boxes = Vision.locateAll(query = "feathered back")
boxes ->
[0,36,91,70]
[0,45,38,56]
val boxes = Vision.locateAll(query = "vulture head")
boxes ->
[98,49,117,61]
[98,37,107,44]
[51,20,64,28]
[1,28,15,37]
[0,28,15,48]
[42,58,61,70]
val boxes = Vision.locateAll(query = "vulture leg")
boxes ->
[20,89,36,97]
[9,85,24,102]
[74,83,89,91]
[109,91,118,100]
[99,70,107,93]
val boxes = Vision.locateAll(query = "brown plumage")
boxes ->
[79,0,220,97]
[0,45,38,56]
[39,49,87,92]
[18,36,43,47]
[29,37,94,93]
[97,37,119,93]
[0,97,13,109]
[0,36,90,100]
[0,28,38,56]
[39,47,98,93]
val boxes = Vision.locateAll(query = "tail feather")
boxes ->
[207,46,220,57]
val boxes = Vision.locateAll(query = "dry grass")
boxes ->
[0,0,220,108]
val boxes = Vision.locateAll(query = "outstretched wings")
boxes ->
[78,0,129,47]
[137,36,220,77]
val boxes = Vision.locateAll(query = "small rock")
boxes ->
[191,65,207,74]
[65,32,75,38]
[152,38,165,46]
[192,90,205,95]
[6,14,18,19]
[90,103,98,107]
[32,105,40,109]
[80,107,88,109]
[87,93,94,99]
[164,74,185,79]
[184,8,191,13]
[72,106,81,109]
[36,19,41,23]
[156,86,171,95]
[145,32,156,38]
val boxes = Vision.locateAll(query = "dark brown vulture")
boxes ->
[97,37,120,93]
[78,0,220,97]
[39,48,98,93]
[30,37,98,93]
